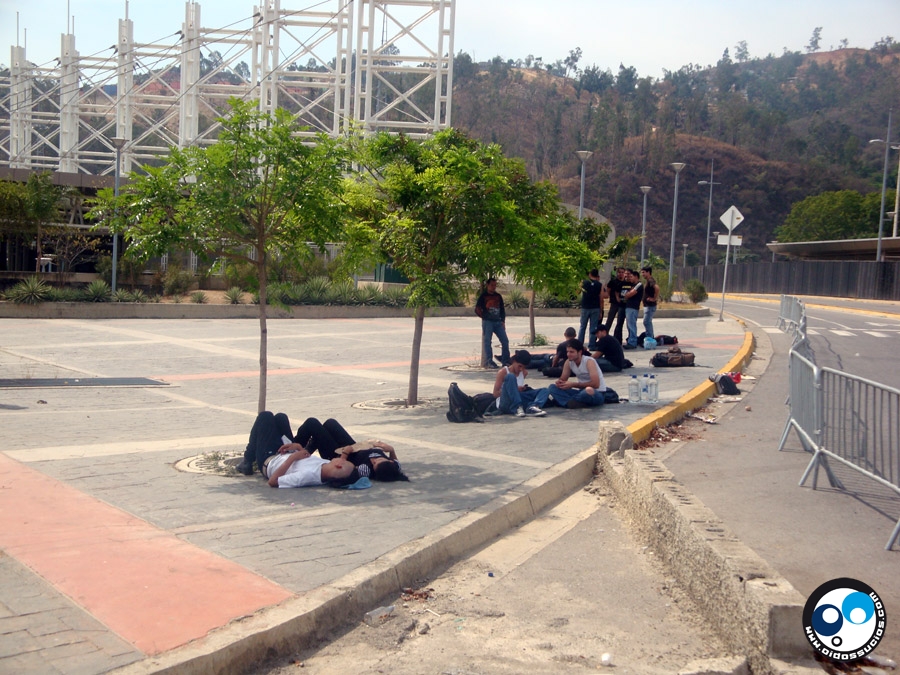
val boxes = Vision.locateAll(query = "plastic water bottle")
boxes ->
[628,375,641,403]
[648,375,659,403]
[642,373,650,400]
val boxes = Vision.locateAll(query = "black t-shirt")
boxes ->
[625,282,643,310]
[346,448,399,479]
[595,335,625,369]
[580,279,603,310]
[556,340,590,363]
[607,278,623,306]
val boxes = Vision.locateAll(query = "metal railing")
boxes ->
[777,295,900,550]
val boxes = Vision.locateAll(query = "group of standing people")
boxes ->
[597,266,659,350]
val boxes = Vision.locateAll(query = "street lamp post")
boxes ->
[639,185,651,265]
[869,110,893,262]
[698,159,720,266]
[668,162,686,290]
[682,243,688,271]
[575,150,593,220]
[111,137,127,293]
[892,145,900,238]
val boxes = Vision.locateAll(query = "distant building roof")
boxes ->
[767,237,900,261]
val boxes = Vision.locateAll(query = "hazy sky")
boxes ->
[2,0,899,78]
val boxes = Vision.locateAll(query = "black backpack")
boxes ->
[447,383,484,423]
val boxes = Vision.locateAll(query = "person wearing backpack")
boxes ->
[491,350,549,417]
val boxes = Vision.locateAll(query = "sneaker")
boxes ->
[481,362,500,369]
[235,460,254,475]
[566,400,588,409]
[525,406,546,417]
[514,406,526,417]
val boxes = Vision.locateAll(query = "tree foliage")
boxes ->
[91,98,347,412]
[774,190,881,242]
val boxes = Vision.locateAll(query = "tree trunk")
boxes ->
[528,288,536,344]
[407,305,426,405]
[257,259,268,413]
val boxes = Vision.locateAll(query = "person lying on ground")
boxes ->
[490,349,549,417]
[547,339,607,409]
[234,411,356,487]
[293,417,409,482]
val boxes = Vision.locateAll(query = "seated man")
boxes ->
[591,325,626,373]
[492,349,549,417]
[234,411,356,487]
[547,339,606,409]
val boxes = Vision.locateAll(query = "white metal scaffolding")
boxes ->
[0,0,455,176]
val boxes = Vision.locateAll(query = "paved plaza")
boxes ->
[0,311,746,673]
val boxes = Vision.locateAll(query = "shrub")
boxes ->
[83,279,111,302]
[112,289,132,302]
[190,291,208,304]
[684,278,708,303]
[507,289,529,309]
[163,267,193,296]
[302,276,331,305]
[129,289,148,303]
[356,285,383,305]
[46,286,81,303]
[381,286,409,307]
[7,276,50,305]
[328,279,358,305]
[225,287,244,304]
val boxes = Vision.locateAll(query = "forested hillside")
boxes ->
[451,40,900,261]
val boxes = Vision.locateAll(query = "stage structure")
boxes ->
[0,0,456,177]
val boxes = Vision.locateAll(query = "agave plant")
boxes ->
[7,276,51,305]
[302,276,331,305]
[356,284,383,306]
[190,291,208,304]
[506,289,529,309]
[46,286,81,303]
[328,279,357,305]
[112,289,132,302]
[82,279,111,302]
[381,285,410,307]
[225,286,244,304]
[129,288,148,303]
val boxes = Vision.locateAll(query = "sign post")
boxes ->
[718,206,744,322]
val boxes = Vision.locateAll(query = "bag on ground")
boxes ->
[655,335,678,345]
[603,387,620,404]
[650,345,695,367]
[446,382,484,423]
[709,373,741,395]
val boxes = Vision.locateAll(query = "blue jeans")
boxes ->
[642,304,656,339]
[625,307,639,347]
[498,373,550,413]
[578,308,601,350]
[547,384,604,407]
[482,319,510,366]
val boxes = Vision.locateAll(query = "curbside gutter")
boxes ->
[112,449,598,675]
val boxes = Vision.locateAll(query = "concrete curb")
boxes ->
[112,448,599,675]
[0,302,710,321]
[627,324,756,445]
[595,437,808,674]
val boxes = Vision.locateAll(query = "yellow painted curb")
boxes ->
[627,325,756,445]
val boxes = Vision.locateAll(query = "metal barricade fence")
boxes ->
[777,296,900,550]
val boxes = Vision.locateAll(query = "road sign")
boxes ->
[717,234,742,246]
[719,205,744,231]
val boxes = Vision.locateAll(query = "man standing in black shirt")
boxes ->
[578,269,605,351]
[623,269,644,349]
[475,278,510,368]
[603,267,628,344]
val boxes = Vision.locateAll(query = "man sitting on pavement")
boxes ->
[547,339,606,409]
[491,349,549,417]
[591,325,627,372]
[542,327,589,378]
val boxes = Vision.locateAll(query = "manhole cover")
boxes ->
[175,451,244,476]
[352,397,443,411]
[442,364,495,372]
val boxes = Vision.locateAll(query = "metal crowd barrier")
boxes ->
[777,295,900,550]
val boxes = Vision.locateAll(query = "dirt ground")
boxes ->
[250,477,729,675]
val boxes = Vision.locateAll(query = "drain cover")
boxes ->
[352,397,443,411]
[174,451,244,476]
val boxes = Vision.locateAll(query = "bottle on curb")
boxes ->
[648,375,659,403]
[642,373,650,399]
[628,375,641,403]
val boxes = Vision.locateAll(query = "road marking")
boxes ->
[864,331,889,338]
[830,330,855,337]
[807,329,820,335]
[762,327,782,334]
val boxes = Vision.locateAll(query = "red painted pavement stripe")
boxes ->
[0,454,292,655]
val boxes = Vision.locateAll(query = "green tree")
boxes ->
[92,99,347,412]
[775,190,880,242]
[345,129,567,404]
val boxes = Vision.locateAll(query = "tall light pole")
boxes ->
[639,185,651,264]
[575,150,593,220]
[698,159,720,266]
[668,162,686,290]
[111,136,126,293]
[682,243,688,271]
[869,110,893,262]
[892,145,900,238]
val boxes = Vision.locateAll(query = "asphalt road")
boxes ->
[720,294,900,391]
